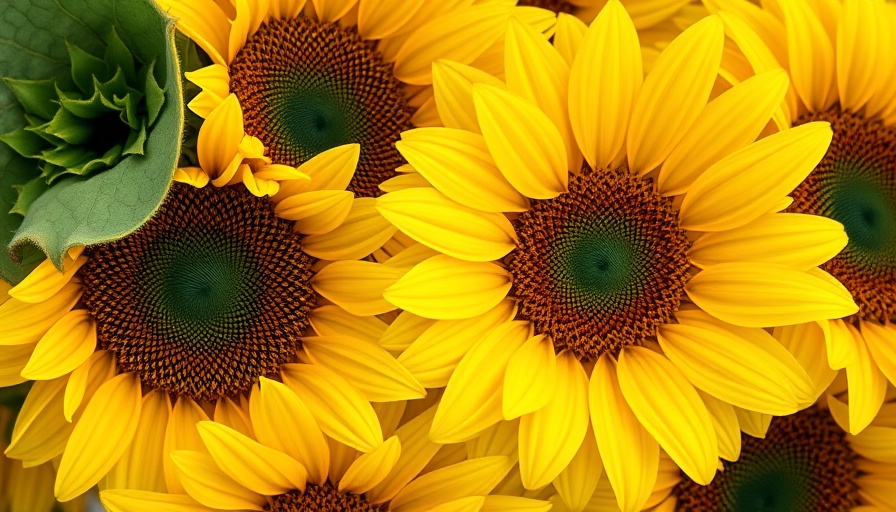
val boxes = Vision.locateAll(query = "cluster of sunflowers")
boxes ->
[0,0,895,510]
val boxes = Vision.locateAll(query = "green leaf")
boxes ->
[1,0,183,274]
[104,27,137,85]
[3,79,58,119]
[0,127,45,158]
[66,41,108,94]
[0,155,44,282]
[11,178,50,216]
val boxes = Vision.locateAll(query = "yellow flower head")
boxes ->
[338,1,861,510]
[708,0,896,436]
[100,391,550,512]
[0,147,427,502]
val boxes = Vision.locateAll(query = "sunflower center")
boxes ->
[517,0,575,13]
[790,108,896,323]
[229,17,411,198]
[673,408,859,512]
[268,484,386,512]
[509,167,690,361]
[81,183,316,402]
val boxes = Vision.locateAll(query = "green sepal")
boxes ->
[112,91,142,130]
[3,78,58,119]
[66,40,108,94]
[122,120,147,156]
[10,178,49,216]
[24,119,65,146]
[104,27,137,85]
[45,107,95,145]
[58,88,110,119]
[140,60,165,126]
[0,127,44,159]
[94,68,130,103]
[40,144,93,170]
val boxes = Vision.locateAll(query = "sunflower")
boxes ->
[155,0,554,202]
[99,381,550,512]
[0,121,427,502]
[319,2,861,510]
[703,0,896,436]
[653,379,896,512]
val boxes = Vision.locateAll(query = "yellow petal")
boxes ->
[311,0,357,23]
[311,261,404,316]
[389,456,514,512]
[280,363,384,452]
[0,281,82,346]
[657,320,814,415]
[552,424,601,512]
[680,122,832,232]
[519,352,589,490]
[184,64,230,101]
[826,318,859,370]
[505,18,579,172]
[170,450,266,510]
[63,350,115,422]
[377,187,517,262]
[21,310,96,380]
[397,128,529,213]
[339,435,401,494]
[617,347,717,486]
[105,390,170,492]
[836,0,880,111]
[862,322,896,390]
[845,326,887,434]
[252,164,307,182]
[302,335,425,401]
[379,311,436,352]
[6,377,73,466]
[275,144,359,200]
[385,255,511,320]
[309,305,387,344]
[627,16,724,175]
[503,335,556,420]
[163,397,211,494]
[197,94,243,180]
[9,255,86,303]
[0,342,36,387]
[473,84,567,199]
[198,421,307,495]
[698,391,741,462]
[155,0,229,66]
[569,0,641,170]
[366,406,441,504]
[689,213,847,271]
[393,5,514,85]
[357,0,423,39]
[101,489,216,512]
[780,0,836,112]
[426,497,485,512]
[431,60,505,133]
[590,354,659,512]
[772,322,837,399]
[55,372,142,502]
[275,189,354,235]
[685,263,858,327]
[249,377,329,485]
[430,321,530,443]
[734,407,771,439]
[658,69,789,196]
[174,167,211,188]
[482,496,552,512]
[397,300,516,387]
[302,198,398,261]
[552,13,587,67]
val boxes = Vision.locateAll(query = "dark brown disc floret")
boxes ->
[81,183,316,402]
[674,408,860,512]
[790,108,896,324]
[517,0,575,13]
[268,484,386,512]
[229,17,412,198]
[509,167,690,361]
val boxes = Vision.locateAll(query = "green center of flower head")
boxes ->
[826,161,896,268]
[551,217,649,310]
[510,167,690,361]
[791,108,896,323]
[674,408,859,512]
[0,27,164,214]
[81,183,317,402]
[229,17,411,198]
